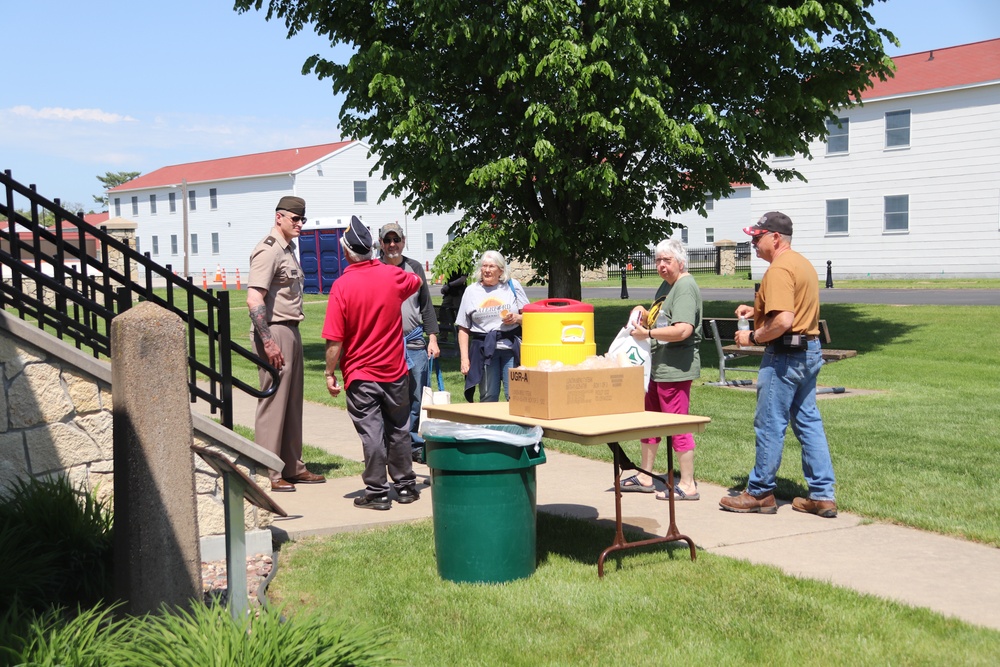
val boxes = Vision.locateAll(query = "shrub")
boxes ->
[0,476,114,612]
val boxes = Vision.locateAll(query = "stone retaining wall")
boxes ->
[0,309,273,555]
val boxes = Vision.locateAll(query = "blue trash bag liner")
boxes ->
[421,420,543,448]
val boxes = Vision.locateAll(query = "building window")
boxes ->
[354,181,367,203]
[170,234,178,255]
[131,196,138,216]
[169,192,176,213]
[188,190,197,211]
[826,117,849,154]
[151,236,159,255]
[681,228,688,244]
[316,164,324,176]
[885,110,910,148]
[114,198,121,217]
[826,199,849,234]
[191,234,199,255]
[706,228,715,243]
[426,233,434,250]
[149,194,157,215]
[209,188,218,210]
[705,196,714,211]
[211,232,220,254]
[884,195,909,232]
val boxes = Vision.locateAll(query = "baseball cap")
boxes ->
[379,222,405,240]
[743,211,793,237]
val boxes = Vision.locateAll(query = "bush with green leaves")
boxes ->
[0,476,113,613]
[1,602,395,667]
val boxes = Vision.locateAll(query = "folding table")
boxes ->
[423,403,710,577]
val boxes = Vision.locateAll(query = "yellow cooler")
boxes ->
[520,299,596,367]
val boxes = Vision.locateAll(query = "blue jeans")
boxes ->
[405,346,429,447]
[747,339,836,501]
[480,347,516,402]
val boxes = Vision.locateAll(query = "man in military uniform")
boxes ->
[247,195,325,492]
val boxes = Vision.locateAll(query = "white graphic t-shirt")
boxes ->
[456,279,529,349]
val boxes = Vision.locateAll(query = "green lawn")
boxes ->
[220,287,1000,663]
[268,515,1000,666]
[216,292,1000,547]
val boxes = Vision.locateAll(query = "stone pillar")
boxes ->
[714,240,737,276]
[112,301,201,614]
[101,217,138,284]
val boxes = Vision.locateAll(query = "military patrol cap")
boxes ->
[275,196,306,216]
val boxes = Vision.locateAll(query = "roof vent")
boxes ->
[928,50,934,61]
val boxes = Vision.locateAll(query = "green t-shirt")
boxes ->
[650,275,702,383]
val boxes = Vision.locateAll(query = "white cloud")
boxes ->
[9,105,137,123]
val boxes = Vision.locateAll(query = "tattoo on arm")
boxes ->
[249,304,273,344]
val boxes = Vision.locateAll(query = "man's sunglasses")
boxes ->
[280,211,307,224]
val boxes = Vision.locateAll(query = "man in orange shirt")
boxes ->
[720,212,837,518]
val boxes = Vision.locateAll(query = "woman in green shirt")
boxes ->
[620,239,703,500]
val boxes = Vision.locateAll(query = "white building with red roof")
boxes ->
[107,140,459,282]
[668,38,1000,279]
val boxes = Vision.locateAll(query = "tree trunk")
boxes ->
[547,254,582,300]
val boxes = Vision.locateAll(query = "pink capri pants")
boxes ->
[641,380,695,452]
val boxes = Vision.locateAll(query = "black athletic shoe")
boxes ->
[411,447,426,464]
[354,494,391,511]
[396,487,420,504]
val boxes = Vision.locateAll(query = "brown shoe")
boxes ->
[792,497,838,518]
[719,490,777,514]
[270,479,296,492]
[285,471,326,484]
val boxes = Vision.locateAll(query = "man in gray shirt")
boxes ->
[378,223,440,461]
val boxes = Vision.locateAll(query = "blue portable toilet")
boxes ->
[298,217,352,294]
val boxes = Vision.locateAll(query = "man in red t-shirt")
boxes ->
[322,216,423,510]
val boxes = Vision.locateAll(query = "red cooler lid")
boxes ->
[522,298,593,313]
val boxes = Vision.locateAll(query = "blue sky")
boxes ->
[2,0,997,212]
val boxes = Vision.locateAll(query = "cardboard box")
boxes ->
[507,366,645,420]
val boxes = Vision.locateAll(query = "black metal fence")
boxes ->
[610,242,752,278]
[0,169,277,429]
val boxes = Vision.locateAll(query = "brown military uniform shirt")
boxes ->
[248,232,304,323]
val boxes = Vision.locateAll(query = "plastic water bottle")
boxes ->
[738,315,750,349]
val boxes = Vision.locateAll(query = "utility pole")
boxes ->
[181,179,190,279]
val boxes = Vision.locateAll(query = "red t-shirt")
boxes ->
[322,259,422,389]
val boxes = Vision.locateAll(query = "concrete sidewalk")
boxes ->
[194,393,1000,632]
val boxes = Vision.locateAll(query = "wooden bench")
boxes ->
[704,318,857,393]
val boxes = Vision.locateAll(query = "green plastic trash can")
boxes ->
[423,423,546,584]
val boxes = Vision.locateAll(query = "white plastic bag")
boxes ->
[607,326,652,388]
[420,421,543,449]
[419,387,451,426]
[419,358,451,427]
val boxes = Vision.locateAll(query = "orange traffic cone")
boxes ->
[221,268,228,290]
[215,264,222,282]
[236,268,241,290]
[202,268,208,290]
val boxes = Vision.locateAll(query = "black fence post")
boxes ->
[620,264,629,300]
[825,260,834,288]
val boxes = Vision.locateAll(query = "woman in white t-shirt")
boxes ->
[456,251,530,402]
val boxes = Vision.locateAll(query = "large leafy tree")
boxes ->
[237,0,894,298]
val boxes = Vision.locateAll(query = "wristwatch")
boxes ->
[749,331,757,345]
